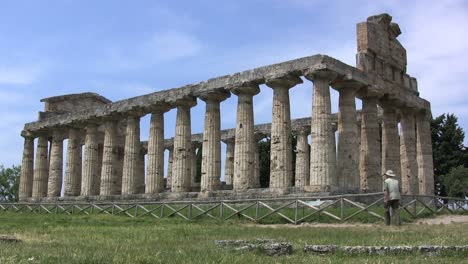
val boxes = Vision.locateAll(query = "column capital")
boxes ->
[303,69,337,82]
[221,137,235,144]
[148,103,172,114]
[230,82,260,96]
[170,96,197,108]
[294,126,311,136]
[21,130,35,139]
[265,73,302,90]
[331,79,365,93]
[378,97,400,110]
[51,129,67,140]
[355,86,382,99]
[198,89,231,102]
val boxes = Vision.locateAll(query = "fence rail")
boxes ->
[1,193,467,224]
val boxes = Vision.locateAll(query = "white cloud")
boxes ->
[0,66,42,85]
[100,30,203,72]
[144,31,202,61]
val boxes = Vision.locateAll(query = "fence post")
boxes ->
[220,202,224,221]
[294,200,298,225]
[188,204,192,220]
[340,197,344,223]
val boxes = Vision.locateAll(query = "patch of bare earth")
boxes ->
[244,215,468,228]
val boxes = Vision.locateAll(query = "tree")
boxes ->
[443,166,468,198]
[0,165,21,202]
[431,114,468,196]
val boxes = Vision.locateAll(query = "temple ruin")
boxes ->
[17,14,434,202]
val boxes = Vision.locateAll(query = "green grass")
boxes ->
[0,213,467,263]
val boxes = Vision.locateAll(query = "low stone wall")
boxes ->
[304,245,468,256]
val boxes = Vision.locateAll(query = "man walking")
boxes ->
[383,170,401,225]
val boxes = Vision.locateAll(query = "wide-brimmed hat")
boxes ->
[384,170,396,177]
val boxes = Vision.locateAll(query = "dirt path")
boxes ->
[244,215,468,228]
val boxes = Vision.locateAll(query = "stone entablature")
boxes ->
[18,13,434,201]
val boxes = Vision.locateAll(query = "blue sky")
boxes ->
[1,0,467,170]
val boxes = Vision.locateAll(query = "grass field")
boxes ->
[0,213,467,263]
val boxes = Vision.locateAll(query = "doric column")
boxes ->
[100,120,120,195]
[94,143,104,195]
[359,96,381,192]
[172,97,197,192]
[137,148,146,193]
[304,71,337,191]
[266,74,302,192]
[166,145,174,190]
[380,100,401,182]
[32,134,49,198]
[252,133,264,189]
[400,108,418,195]
[47,130,64,197]
[200,90,230,192]
[64,128,83,197]
[222,138,235,186]
[295,126,310,187]
[81,124,100,196]
[19,132,35,199]
[231,83,260,190]
[122,114,143,195]
[146,107,170,194]
[416,108,434,195]
[190,142,199,188]
[336,86,360,192]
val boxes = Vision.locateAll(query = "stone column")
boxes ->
[380,101,401,182]
[295,126,310,187]
[232,83,260,190]
[252,134,264,189]
[416,109,434,195]
[191,142,199,189]
[359,96,381,192]
[304,71,336,191]
[172,98,197,192]
[222,138,235,186]
[19,132,35,199]
[32,134,49,198]
[122,114,143,195]
[146,108,170,194]
[64,128,82,197]
[137,148,146,193]
[200,91,230,192]
[81,124,100,196]
[166,145,174,190]
[400,108,418,195]
[94,143,104,195]
[100,120,120,195]
[47,130,64,197]
[336,87,360,192]
[266,74,302,191]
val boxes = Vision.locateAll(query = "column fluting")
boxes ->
[172,98,197,192]
[359,96,381,192]
[232,83,260,190]
[122,115,143,195]
[266,74,302,191]
[295,127,310,187]
[81,124,100,196]
[400,108,418,195]
[19,133,35,199]
[32,135,49,198]
[47,130,64,197]
[64,128,82,196]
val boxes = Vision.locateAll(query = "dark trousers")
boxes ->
[384,199,401,225]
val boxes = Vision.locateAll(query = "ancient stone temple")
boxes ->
[18,14,434,202]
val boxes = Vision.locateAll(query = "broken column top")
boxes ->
[41,92,112,112]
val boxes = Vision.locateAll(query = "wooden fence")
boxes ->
[1,193,467,224]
